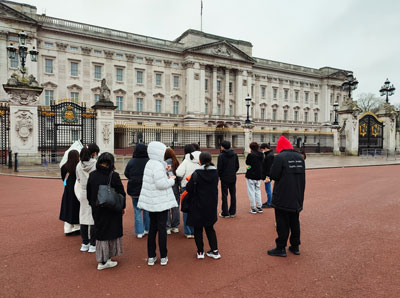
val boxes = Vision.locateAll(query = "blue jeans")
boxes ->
[264,181,272,205]
[132,197,150,235]
[183,212,194,236]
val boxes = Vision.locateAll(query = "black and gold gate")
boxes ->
[358,112,383,153]
[0,103,9,165]
[38,100,96,163]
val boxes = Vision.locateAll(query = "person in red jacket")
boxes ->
[268,136,306,257]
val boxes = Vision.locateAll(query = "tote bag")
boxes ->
[97,172,126,212]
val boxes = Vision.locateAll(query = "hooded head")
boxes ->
[133,143,148,158]
[276,136,293,153]
[147,141,167,163]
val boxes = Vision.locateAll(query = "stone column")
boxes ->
[224,67,230,116]
[243,124,254,154]
[145,57,153,112]
[212,66,218,115]
[199,63,206,114]
[56,42,68,98]
[0,32,7,101]
[332,126,341,155]
[235,69,243,117]
[184,61,195,116]
[126,54,135,111]
[164,60,172,114]
[320,80,330,123]
[81,47,92,105]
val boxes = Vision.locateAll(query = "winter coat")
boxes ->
[217,149,239,183]
[176,151,201,188]
[186,166,219,227]
[59,165,80,224]
[75,158,96,225]
[124,143,149,198]
[166,158,180,202]
[87,166,126,241]
[138,142,178,212]
[245,151,264,180]
[261,150,275,180]
[270,136,305,212]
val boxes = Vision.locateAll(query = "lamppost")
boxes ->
[379,78,395,104]
[333,102,339,126]
[6,30,38,76]
[245,94,252,125]
[341,72,359,100]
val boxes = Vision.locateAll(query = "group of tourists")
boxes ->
[59,135,306,270]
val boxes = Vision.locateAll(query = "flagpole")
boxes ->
[201,0,203,32]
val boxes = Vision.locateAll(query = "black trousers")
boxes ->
[148,210,168,258]
[274,209,301,249]
[194,225,218,253]
[80,224,96,246]
[221,180,237,216]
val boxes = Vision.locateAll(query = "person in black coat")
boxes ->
[186,152,221,260]
[267,136,306,257]
[217,140,240,218]
[60,149,81,235]
[124,143,150,238]
[245,142,264,214]
[87,152,126,270]
[260,143,275,208]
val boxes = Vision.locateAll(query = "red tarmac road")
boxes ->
[1,166,400,298]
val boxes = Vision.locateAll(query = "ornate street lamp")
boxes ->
[342,72,358,100]
[379,78,395,104]
[333,102,339,125]
[245,94,252,124]
[6,30,39,76]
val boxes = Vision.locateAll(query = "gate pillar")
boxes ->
[376,103,398,154]
[3,74,43,155]
[338,99,360,155]
[332,126,341,156]
[243,123,254,154]
[93,79,116,155]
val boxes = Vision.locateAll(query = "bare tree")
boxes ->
[356,93,384,113]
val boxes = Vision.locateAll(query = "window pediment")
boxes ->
[134,91,146,97]
[153,92,164,99]
[67,84,82,91]
[41,81,57,88]
[171,94,182,100]
[113,88,126,95]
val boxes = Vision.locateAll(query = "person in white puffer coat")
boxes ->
[138,141,177,266]
[176,144,201,238]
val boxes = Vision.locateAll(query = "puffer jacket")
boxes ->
[138,142,178,212]
[176,151,201,188]
[75,158,96,225]
[124,143,149,197]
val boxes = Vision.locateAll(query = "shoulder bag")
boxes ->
[97,171,126,212]
[181,172,197,213]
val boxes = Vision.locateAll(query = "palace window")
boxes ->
[217,80,221,92]
[94,94,99,104]
[229,82,233,93]
[94,50,102,55]
[10,53,18,68]
[137,71,143,84]
[229,105,233,116]
[273,88,278,99]
[173,101,179,114]
[304,111,308,122]
[261,108,265,119]
[137,98,143,112]
[45,90,54,106]
[314,112,318,122]
[305,92,309,103]
[44,42,53,47]
[156,73,162,86]
[45,59,53,74]
[217,104,221,115]
[272,109,277,120]
[330,94,334,105]
[314,93,319,105]
[261,86,266,98]
[294,110,299,121]
[70,46,78,51]
[71,92,79,101]
[71,62,78,76]
[155,99,162,113]
[205,103,209,114]
[116,96,123,111]
[116,68,123,82]
[295,91,299,101]
[205,79,208,91]
[284,89,289,100]
[94,65,102,79]
[173,76,179,88]
[284,110,288,121]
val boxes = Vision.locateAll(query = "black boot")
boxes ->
[289,246,300,255]
[267,247,287,257]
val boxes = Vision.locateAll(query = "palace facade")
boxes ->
[0,0,350,150]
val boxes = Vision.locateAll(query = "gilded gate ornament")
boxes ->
[371,124,380,137]
[61,105,77,123]
[359,123,367,137]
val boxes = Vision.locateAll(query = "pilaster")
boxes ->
[212,66,218,115]
[224,67,230,116]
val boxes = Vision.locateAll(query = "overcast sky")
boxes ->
[24,0,400,104]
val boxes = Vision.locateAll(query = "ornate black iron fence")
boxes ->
[0,103,9,165]
[38,99,96,163]
[358,113,383,153]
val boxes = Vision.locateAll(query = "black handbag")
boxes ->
[97,171,126,212]
[181,172,197,213]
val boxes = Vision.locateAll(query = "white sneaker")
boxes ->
[97,259,118,270]
[147,257,157,266]
[160,257,168,266]
[197,252,205,259]
[80,244,89,252]
[144,230,149,235]
[206,250,221,260]
[171,228,179,233]
[88,245,96,253]
[137,233,144,239]
[166,229,171,235]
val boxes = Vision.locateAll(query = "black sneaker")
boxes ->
[229,214,236,218]
[288,246,300,255]
[219,212,230,218]
[249,208,257,214]
[206,250,221,259]
[267,247,287,257]
[262,202,272,208]
[256,207,263,213]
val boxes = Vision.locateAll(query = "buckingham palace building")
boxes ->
[0,1,351,152]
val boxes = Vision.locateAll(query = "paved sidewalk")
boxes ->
[0,154,399,178]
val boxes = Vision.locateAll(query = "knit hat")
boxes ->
[276,136,293,153]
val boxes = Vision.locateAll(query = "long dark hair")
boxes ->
[164,148,179,175]
[183,144,195,161]
[96,152,115,171]
[87,143,100,158]
[199,152,214,169]
[80,147,91,162]
[65,150,80,174]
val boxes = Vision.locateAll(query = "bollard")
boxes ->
[14,152,18,172]
[8,150,12,169]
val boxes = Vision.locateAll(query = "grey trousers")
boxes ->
[246,179,262,208]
